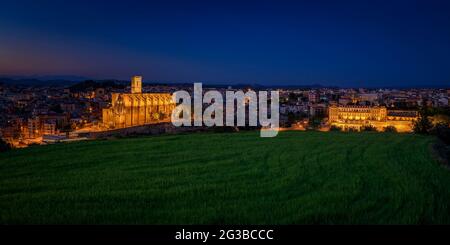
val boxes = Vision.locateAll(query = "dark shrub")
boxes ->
[330,125,341,131]
[432,123,450,145]
[361,125,377,132]
[414,107,433,134]
[383,126,397,133]
[0,138,12,152]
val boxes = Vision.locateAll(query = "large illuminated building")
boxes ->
[102,76,176,129]
[328,105,418,132]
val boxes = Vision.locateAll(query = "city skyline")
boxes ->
[1,0,450,87]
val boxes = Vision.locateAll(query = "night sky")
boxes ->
[1,0,450,87]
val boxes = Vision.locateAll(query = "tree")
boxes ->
[431,114,450,126]
[383,126,397,133]
[431,123,450,145]
[0,138,12,152]
[288,93,299,102]
[413,108,433,134]
[330,125,341,131]
[287,112,299,126]
[50,104,63,114]
[361,125,377,132]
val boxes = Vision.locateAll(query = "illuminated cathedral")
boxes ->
[102,76,176,129]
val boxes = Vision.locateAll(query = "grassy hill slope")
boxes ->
[1,131,450,224]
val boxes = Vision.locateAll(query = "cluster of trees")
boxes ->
[414,107,450,162]
[413,108,434,134]
[383,126,397,133]
[330,125,397,133]
[0,138,12,152]
[413,107,450,136]
[360,125,377,132]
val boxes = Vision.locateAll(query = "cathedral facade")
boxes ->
[102,76,176,129]
[328,105,418,132]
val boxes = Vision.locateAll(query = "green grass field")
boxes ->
[1,131,450,224]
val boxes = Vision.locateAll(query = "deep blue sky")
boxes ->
[1,0,450,87]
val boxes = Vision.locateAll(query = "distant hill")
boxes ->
[0,77,81,87]
[1,75,447,89]
[68,80,126,92]
[0,77,329,90]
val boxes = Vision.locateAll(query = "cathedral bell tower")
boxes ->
[131,76,142,94]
